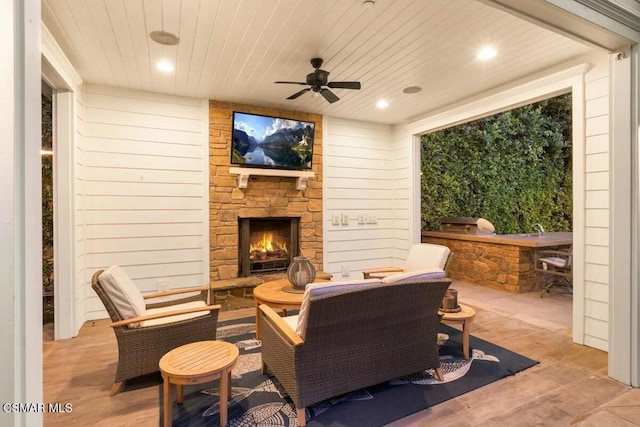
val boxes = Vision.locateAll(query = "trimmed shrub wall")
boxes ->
[420,93,572,234]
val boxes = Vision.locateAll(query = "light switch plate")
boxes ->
[367,215,377,224]
[341,213,350,225]
[341,265,350,276]
[332,214,340,225]
[358,213,366,224]
[158,281,170,292]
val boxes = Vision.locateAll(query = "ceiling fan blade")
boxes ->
[320,88,340,103]
[275,81,308,85]
[327,81,361,90]
[287,88,311,100]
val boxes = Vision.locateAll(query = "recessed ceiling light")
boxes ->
[156,60,175,72]
[477,46,497,60]
[362,0,376,9]
[376,99,389,109]
[149,31,180,46]
[403,86,422,94]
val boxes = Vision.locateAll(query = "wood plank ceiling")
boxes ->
[42,0,598,124]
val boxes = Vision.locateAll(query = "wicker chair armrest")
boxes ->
[259,304,304,346]
[111,304,221,327]
[143,286,209,300]
[362,267,403,279]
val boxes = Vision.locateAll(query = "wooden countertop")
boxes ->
[422,231,572,247]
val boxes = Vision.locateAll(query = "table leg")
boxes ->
[462,319,470,359]
[219,371,229,427]
[255,300,261,339]
[163,376,172,427]
[177,384,183,404]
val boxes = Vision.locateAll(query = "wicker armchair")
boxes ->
[259,276,451,426]
[91,268,220,396]
[362,243,452,279]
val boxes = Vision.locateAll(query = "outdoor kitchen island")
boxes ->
[422,231,572,293]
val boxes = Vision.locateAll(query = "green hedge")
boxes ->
[420,93,572,235]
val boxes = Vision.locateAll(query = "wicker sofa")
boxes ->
[259,270,451,426]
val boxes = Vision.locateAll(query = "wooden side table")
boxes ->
[159,340,239,427]
[439,304,476,359]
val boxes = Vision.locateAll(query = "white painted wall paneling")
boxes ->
[582,58,611,350]
[323,116,395,278]
[80,85,209,320]
[74,88,87,332]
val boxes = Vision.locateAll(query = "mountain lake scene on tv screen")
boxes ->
[231,113,314,169]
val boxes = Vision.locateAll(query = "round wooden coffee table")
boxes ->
[159,340,239,427]
[439,303,476,359]
[254,278,329,339]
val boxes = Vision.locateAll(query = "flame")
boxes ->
[250,233,288,255]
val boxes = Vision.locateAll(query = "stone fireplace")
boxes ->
[209,101,323,281]
[238,216,301,277]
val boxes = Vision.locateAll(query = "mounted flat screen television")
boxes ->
[230,111,315,170]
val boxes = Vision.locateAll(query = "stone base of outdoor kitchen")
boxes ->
[422,231,572,293]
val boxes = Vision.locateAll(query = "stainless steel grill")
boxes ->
[439,217,495,234]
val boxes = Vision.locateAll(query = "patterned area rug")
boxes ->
[161,317,538,426]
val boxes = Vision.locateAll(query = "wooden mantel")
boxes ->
[229,167,316,190]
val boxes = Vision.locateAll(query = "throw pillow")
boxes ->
[98,265,146,320]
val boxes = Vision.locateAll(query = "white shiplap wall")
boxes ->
[323,117,397,278]
[80,85,209,320]
[74,88,87,330]
[583,59,610,351]
[388,128,417,263]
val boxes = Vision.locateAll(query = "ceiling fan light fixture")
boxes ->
[275,57,361,104]
[149,30,180,46]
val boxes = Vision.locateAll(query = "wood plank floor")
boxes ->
[43,281,640,426]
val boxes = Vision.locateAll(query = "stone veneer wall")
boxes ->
[209,100,323,281]
[422,236,541,293]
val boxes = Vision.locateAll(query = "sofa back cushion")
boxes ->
[381,267,446,285]
[296,279,383,338]
[405,244,450,271]
[98,265,146,320]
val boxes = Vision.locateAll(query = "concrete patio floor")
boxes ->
[42,279,639,426]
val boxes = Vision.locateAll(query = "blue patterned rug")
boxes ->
[160,317,538,426]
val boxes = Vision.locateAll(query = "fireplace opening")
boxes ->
[238,217,300,277]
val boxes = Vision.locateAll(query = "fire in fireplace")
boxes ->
[249,232,288,261]
[238,217,300,277]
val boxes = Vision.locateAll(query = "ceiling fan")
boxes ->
[275,58,361,103]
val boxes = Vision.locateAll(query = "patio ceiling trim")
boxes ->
[41,22,81,89]
[402,62,591,136]
[481,0,638,50]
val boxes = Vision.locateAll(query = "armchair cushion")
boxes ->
[98,265,146,320]
[140,301,210,327]
[405,244,451,271]
[282,315,298,332]
[382,267,446,284]
[296,279,383,337]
